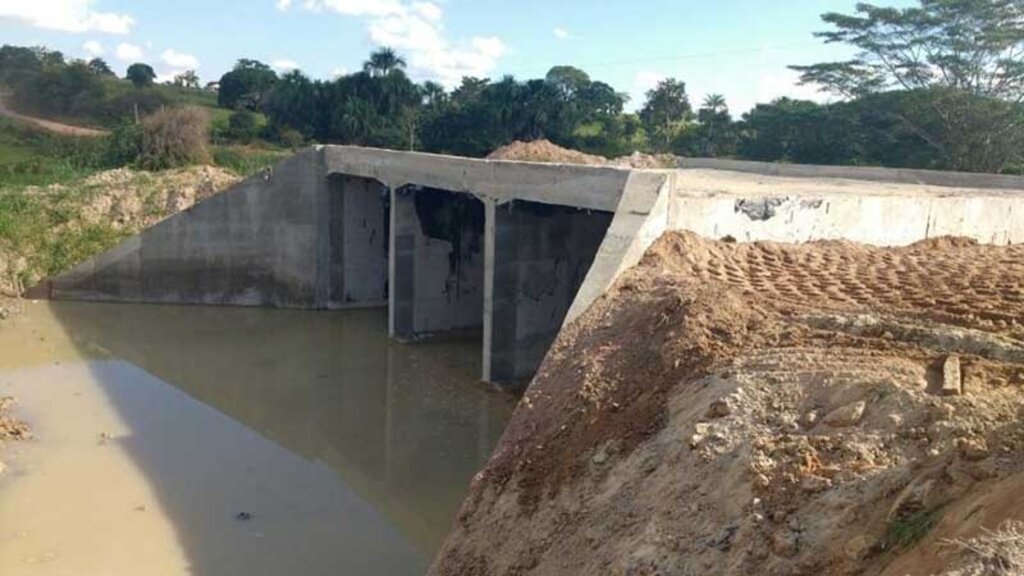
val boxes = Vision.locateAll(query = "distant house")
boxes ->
[205,81,220,93]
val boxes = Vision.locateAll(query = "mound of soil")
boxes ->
[487,139,674,169]
[62,165,240,230]
[431,232,1024,576]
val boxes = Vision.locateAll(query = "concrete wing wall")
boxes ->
[566,167,1024,324]
[44,148,329,308]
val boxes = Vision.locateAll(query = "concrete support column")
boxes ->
[389,187,416,338]
[483,200,613,384]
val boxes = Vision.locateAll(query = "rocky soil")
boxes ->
[430,232,1024,576]
[0,395,30,476]
[487,139,675,169]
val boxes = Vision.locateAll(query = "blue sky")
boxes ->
[0,0,916,113]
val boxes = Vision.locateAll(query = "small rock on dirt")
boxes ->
[822,401,866,428]
[844,535,874,560]
[942,355,963,396]
[956,437,990,461]
[772,530,799,558]
[706,398,733,419]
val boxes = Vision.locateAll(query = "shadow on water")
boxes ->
[43,301,515,575]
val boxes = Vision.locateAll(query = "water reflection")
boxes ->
[1,302,513,575]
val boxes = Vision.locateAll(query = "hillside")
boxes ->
[431,232,1024,576]
[0,93,108,137]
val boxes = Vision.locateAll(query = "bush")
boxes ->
[104,122,143,166]
[226,110,259,144]
[138,106,211,170]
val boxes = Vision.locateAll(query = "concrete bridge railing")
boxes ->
[32,145,1024,385]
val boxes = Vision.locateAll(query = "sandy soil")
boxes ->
[0,94,108,137]
[487,139,675,169]
[430,231,1024,576]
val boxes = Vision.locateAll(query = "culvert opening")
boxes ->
[391,184,486,341]
[325,173,390,308]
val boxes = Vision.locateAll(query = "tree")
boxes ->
[697,94,732,156]
[363,47,406,77]
[173,70,200,89]
[545,65,590,100]
[126,63,156,88]
[421,80,447,107]
[791,0,1024,172]
[87,57,115,77]
[218,59,278,110]
[639,78,692,151]
[738,98,859,165]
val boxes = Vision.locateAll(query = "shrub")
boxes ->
[277,127,305,149]
[138,106,211,170]
[105,122,143,166]
[226,110,259,144]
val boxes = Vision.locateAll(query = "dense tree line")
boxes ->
[1,0,1023,173]
[0,45,207,127]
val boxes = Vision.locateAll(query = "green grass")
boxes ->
[886,507,944,550]
[0,119,109,187]
[212,144,291,176]
[0,183,129,288]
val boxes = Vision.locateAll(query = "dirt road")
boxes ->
[0,94,108,137]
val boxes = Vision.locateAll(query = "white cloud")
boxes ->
[275,0,293,10]
[553,27,569,40]
[296,0,505,87]
[115,42,143,62]
[332,66,349,78]
[272,58,299,72]
[0,0,135,34]
[155,68,197,84]
[627,70,665,111]
[729,68,830,115]
[82,40,104,57]
[161,49,199,69]
[302,0,405,17]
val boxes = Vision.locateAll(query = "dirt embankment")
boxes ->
[0,165,240,303]
[431,232,1024,576]
[487,139,675,169]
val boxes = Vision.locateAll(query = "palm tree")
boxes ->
[363,47,406,78]
[702,93,727,115]
[421,81,446,106]
[701,93,727,156]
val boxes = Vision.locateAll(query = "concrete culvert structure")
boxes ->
[29,145,1024,387]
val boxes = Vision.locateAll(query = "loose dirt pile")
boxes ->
[56,165,240,230]
[430,232,1024,576]
[487,139,675,169]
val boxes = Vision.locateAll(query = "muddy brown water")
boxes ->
[0,301,514,576]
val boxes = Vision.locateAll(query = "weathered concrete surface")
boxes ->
[46,148,328,307]
[35,146,1024,383]
[483,200,612,382]
[326,174,389,307]
[390,186,485,339]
